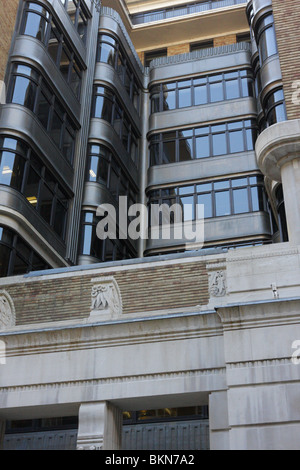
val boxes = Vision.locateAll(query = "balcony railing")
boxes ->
[130,0,247,25]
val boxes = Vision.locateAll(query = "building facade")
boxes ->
[0,0,300,451]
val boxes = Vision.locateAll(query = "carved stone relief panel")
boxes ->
[0,290,16,330]
[90,277,122,320]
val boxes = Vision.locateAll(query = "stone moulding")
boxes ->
[90,276,123,319]
[0,290,16,330]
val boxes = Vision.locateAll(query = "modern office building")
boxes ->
[0,0,300,451]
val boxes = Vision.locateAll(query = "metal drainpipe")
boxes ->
[137,69,150,259]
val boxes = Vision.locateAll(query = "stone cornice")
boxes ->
[217,298,300,331]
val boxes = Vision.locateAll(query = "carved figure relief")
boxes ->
[0,290,16,330]
[90,276,122,318]
[209,270,227,298]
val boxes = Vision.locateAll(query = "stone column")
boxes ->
[77,402,123,451]
[209,391,230,450]
[281,159,300,244]
[255,119,300,245]
[218,300,300,450]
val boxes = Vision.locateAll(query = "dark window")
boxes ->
[275,185,289,242]
[8,63,77,164]
[22,3,50,42]
[148,175,267,223]
[78,211,135,262]
[149,120,257,166]
[92,86,140,167]
[190,39,214,52]
[59,0,88,44]
[256,13,278,65]
[0,225,50,278]
[236,32,251,43]
[86,144,138,204]
[0,136,70,240]
[145,49,168,67]
[21,2,83,98]
[150,69,254,114]
[263,88,287,129]
[97,34,141,113]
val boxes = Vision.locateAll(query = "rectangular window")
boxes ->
[215,191,231,217]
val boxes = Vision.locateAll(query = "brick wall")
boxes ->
[213,35,236,48]
[167,43,190,57]
[272,0,300,121]
[5,261,210,326]
[0,0,19,81]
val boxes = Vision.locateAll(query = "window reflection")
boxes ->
[8,63,77,164]
[150,120,257,166]
[148,175,267,223]
[151,69,254,113]
[21,2,83,98]
[97,34,141,113]
[92,86,140,168]
[0,136,69,239]
[0,225,50,277]
[79,211,135,262]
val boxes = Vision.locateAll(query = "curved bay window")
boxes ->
[149,120,257,166]
[59,0,88,44]
[0,225,50,277]
[79,211,135,262]
[86,144,137,206]
[261,88,287,130]
[256,13,278,65]
[275,184,289,242]
[92,86,139,167]
[7,63,77,164]
[0,136,69,240]
[20,2,83,98]
[150,69,255,113]
[148,175,267,223]
[97,34,141,113]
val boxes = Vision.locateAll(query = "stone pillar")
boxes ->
[281,159,300,244]
[209,391,230,450]
[77,402,123,451]
[218,300,300,450]
[255,119,300,245]
[0,420,5,450]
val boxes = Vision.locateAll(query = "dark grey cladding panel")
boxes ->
[149,45,252,84]
[149,98,257,135]
[11,36,81,124]
[89,119,139,188]
[147,151,259,190]
[249,0,273,25]
[82,181,119,208]
[145,212,272,253]
[99,12,144,86]
[0,186,67,258]
[259,55,282,101]
[44,0,87,63]
[0,105,74,192]
[94,63,142,133]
